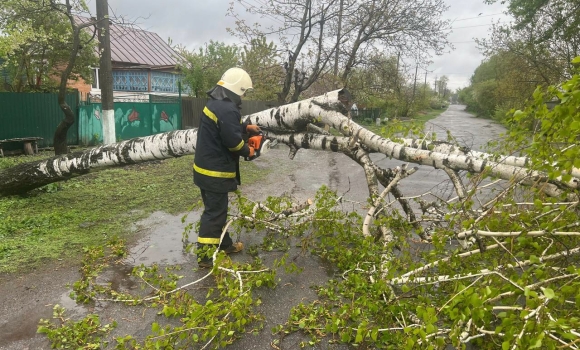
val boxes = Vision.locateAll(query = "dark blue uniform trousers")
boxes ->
[197,189,233,248]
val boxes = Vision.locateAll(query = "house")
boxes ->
[72,17,186,101]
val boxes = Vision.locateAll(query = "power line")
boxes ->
[446,23,499,31]
[452,12,505,22]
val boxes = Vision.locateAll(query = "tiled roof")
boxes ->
[77,16,182,67]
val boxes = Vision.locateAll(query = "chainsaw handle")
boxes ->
[244,133,263,161]
[244,145,257,161]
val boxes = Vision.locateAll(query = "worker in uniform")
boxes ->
[193,67,260,268]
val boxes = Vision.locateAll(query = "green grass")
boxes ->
[358,107,445,136]
[413,107,447,122]
[0,151,262,274]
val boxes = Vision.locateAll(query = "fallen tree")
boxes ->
[1,89,578,199]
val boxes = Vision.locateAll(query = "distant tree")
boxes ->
[339,0,451,86]
[462,52,541,119]
[0,0,99,155]
[482,0,579,85]
[177,41,239,97]
[240,36,283,101]
[346,53,400,107]
[437,75,449,98]
[0,0,97,92]
[228,0,451,104]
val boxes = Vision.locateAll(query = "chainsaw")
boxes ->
[244,131,272,161]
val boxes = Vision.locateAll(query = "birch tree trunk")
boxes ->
[0,88,578,199]
[0,130,198,196]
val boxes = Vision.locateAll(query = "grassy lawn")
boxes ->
[0,152,262,274]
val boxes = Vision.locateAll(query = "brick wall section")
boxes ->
[67,77,91,100]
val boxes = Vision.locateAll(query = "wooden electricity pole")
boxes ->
[334,0,344,78]
[96,0,115,145]
[423,70,427,100]
[412,65,418,99]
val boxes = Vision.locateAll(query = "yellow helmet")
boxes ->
[217,67,253,96]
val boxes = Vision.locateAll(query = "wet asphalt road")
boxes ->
[0,105,506,350]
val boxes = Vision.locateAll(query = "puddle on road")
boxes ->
[126,211,201,267]
[0,211,203,349]
[0,291,87,345]
[95,263,138,296]
[58,290,87,314]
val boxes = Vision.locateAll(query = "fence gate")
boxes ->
[78,94,181,146]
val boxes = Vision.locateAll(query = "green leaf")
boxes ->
[542,287,555,300]
[355,328,364,343]
[529,338,543,349]
[370,328,378,341]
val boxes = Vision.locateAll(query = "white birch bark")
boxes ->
[0,130,198,196]
[400,137,580,179]
[268,132,575,199]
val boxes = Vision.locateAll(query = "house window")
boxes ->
[112,70,148,91]
[151,72,178,93]
[151,72,190,94]
[92,68,99,89]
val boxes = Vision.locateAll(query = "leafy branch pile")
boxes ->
[39,179,579,349]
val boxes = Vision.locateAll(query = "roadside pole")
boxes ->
[96,0,115,145]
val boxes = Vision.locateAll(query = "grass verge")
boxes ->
[358,107,446,136]
[0,152,262,274]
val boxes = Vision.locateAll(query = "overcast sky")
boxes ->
[89,0,511,92]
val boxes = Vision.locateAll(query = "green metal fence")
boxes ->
[0,91,79,149]
[0,91,276,150]
[351,108,386,123]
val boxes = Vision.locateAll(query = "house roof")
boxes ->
[77,16,182,67]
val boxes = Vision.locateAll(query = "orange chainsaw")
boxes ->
[244,131,271,161]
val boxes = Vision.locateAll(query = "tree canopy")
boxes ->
[176,40,239,98]
[0,0,97,92]
[226,0,452,104]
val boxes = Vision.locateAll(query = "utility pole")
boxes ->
[423,70,427,100]
[434,76,438,97]
[334,0,343,78]
[96,0,115,145]
[394,52,400,118]
[395,52,401,93]
[412,65,418,99]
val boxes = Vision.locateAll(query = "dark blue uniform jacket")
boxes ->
[193,87,251,193]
